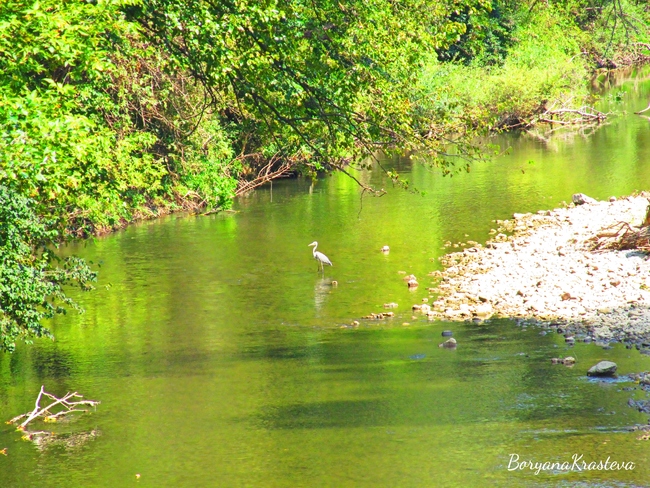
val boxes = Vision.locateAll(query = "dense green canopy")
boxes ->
[129,0,490,170]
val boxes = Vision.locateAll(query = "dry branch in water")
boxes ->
[589,199,650,253]
[538,106,607,125]
[7,386,99,430]
[234,153,295,197]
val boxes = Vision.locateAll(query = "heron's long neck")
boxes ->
[312,243,318,256]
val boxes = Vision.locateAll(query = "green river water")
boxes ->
[3,69,650,487]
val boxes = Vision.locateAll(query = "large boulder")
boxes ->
[587,361,617,376]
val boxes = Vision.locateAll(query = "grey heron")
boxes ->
[308,241,333,271]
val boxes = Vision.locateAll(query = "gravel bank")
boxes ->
[428,194,650,342]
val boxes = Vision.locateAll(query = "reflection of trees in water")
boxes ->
[31,347,75,380]
[590,65,650,94]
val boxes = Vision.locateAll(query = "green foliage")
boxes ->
[128,0,491,170]
[420,5,592,129]
[530,0,650,63]
[178,120,240,208]
[0,0,239,235]
[0,185,96,353]
[436,1,516,66]
[421,0,650,131]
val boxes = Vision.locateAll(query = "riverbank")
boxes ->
[428,193,650,344]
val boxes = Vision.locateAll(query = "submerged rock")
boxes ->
[587,361,617,376]
[441,330,453,337]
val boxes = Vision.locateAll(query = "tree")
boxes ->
[127,0,490,187]
[0,186,96,352]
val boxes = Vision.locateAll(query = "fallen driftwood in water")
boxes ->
[7,386,99,430]
[635,102,650,115]
[537,106,607,125]
[588,198,650,253]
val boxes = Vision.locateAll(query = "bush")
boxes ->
[0,186,96,352]
[420,6,590,129]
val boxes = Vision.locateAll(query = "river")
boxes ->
[2,67,650,487]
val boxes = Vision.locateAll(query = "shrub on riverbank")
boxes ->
[0,186,96,352]
[420,1,650,130]
[0,0,239,236]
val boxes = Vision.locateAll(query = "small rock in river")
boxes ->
[563,357,576,365]
[407,279,419,288]
[384,302,398,309]
[381,245,390,253]
[587,361,618,376]
[572,193,597,205]
[441,330,453,337]
[439,337,457,349]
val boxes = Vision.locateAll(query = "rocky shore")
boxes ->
[426,194,650,343]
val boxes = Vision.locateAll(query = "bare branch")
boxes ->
[7,386,99,430]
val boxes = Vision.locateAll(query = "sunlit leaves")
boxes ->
[131,0,488,170]
[0,186,97,352]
